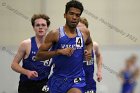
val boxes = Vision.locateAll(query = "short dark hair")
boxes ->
[31,14,50,27]
[65,0,84,15]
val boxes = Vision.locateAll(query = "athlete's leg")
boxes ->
[67,88,82,93]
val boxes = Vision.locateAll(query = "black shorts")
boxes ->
[18,78,49,93]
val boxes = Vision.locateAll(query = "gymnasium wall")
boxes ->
[0,0,140,93]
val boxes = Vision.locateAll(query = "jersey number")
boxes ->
[76,37,83,48]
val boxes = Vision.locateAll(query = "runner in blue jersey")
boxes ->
[119,54,139,93]
[78,17,103,93]
[35,1,93,93]
[11,14,51,93]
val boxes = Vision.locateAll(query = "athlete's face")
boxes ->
[33,18,48,37]
[64,7,81,28]
[77,22,86,28]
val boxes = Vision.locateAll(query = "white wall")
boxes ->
[45,0,140,46]
[0,0,140,46]
[0,0,140,93]
[0,0,43,46]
